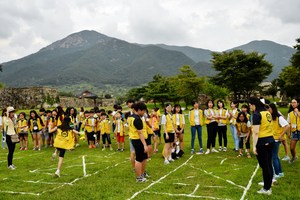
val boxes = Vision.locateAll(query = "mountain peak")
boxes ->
[39,30,111,52]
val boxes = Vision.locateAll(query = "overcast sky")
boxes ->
[0,0,299,63]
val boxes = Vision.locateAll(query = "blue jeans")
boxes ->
[191,125,202,150]
[230,124,239,150]
[272,141,282,175]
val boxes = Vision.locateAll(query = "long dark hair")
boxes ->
[288,97,300,113]
[236,112,248,123]
[173,104,182,114]
[269,103,281,120]
[217,99,226,109]
[56,106,65,122]
[58,115,72,132]
[248,96,266,112]
[164,103,172,115]
[29,110,44,126]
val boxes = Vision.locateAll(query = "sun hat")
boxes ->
[7,106,15,112]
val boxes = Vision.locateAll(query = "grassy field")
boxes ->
[0,107,299,200]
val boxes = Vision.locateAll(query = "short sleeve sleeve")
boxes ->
[252,112,261,125]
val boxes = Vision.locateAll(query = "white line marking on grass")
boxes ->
[220,158,227,165]
[240,164,259,200]
[104,152,116,158]
[174,183,191,186]
[128,155,194,200]
[191,184,199,195]
[143,191,231,200]
[0,190,40,196]
[188,165,246,190]
[82,156,87,177]
[24,180,72,185]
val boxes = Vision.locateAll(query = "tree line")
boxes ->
[125,37,300,106]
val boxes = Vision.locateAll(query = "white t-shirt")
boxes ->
[194,110,200,125]
[175,114,185,125]
[0,116,2,126]
[204,109,216,123]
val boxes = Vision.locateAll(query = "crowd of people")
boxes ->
[0,96,299,195]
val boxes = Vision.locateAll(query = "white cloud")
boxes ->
[0,0,299,63]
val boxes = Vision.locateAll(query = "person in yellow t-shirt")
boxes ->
[249,96,274,195]
[150,108,160,153]
[173,104,185,153]
[17,112,28,150]
[235,112,251,158]
[215,100,230,152]
[49,116,79,178]
[128,102,149,182]
[161,103,175,164]
[268,103,289,178]
[114,111,125,151]
[100,113,112,151]
[287,98,300,164]
[28,110,45,151]
[189,101,204,154]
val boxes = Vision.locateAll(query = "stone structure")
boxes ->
[0,87,59,109]
[0,87,116,109]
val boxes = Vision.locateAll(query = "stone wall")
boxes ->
[0,87,59,109]
[0,87,116,109]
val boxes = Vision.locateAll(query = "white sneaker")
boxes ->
[223,147,227,152]
[211,148,218,153]
[164,160,170,165]
[8,165,16,170]
[205,149,210,155]
[258,181,264,186]
[282,156,290,161]
[51,153,56,161]
[54,170,60,177]
[279,172,284,178]
[218,147,222,151]
[168,158,175,162]
[257,188,272,195]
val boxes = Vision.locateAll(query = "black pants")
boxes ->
[57,148,66,158]
[102,134,111,145]
[256,142,274,190]
[6,135,16,166]
[217,125,227,147]
[207,122,218,149]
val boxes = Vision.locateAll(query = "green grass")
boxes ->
[0,108,299,200]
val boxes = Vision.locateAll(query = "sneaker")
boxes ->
[274,174,281,180]
[218,147,222,151]
[120,149,124,152]
[168,158,175,162]
[142,171,150,178]
[33,148,37,151]
[75,143,80,147]
[205,149,210,155]
[54,170,60,177]
[38,148,41,151]
[89,145,93,149]
[223,147,227,152]
[211,148,219,153]
[282,155,290,161]
[257,188,272,195]
[258,181,264,186]
[289,156,298,164]
[136,176,147,183]
[279,172,284,178]
[164,160,170,165]
[191,149,195,154]
[196,149,204,155]
[8,165,16,170]
[24,147,28,150]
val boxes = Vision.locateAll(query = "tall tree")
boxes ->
[211,50,273,99]
[279,38,300,98]
[173,65,205,107]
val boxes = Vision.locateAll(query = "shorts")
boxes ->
[86,131,95,141]
[164,132,175,143]
[18,132,28,139]
[96,131,100,140]
[117,133,125,143]
[292,131,300,141]
[32,131,42,135]
[146,134,153,145]
[129,138,135,152]
[176,125,184,134]
[154,130,161,137]
[131,139,148,162]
